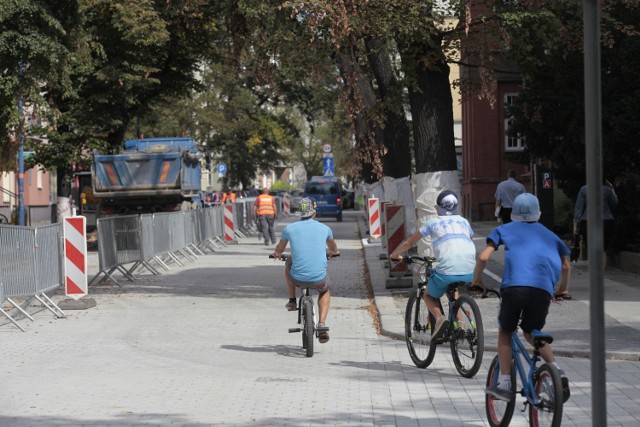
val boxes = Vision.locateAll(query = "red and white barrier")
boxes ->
[368,198,381,239]
[380,201,394,249]
[283,193,290,216]
[64,216,88,300]
[224,204,236,242]
[385,204,407,274]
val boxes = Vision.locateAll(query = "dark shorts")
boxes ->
[285,257,330,293]
[498,286,551,334]
[500,207,513,224]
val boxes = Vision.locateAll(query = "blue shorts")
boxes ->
[428,271,473,298]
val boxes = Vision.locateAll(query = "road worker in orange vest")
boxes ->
[222,189,236,204]
[253,187,277,245]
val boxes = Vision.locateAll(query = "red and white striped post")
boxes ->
[380,201,394,249]
[224,204,236,242]
[283,193,290,216]
[384,204,412,288]
[64,216,88,300]
[368,198,381,241]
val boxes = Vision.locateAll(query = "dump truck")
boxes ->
[91,137,204,215]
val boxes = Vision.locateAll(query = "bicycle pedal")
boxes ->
[316,326,329,332]
[288,328,301,333]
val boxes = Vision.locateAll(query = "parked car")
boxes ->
[303,176,344,222]
[289,190,304,212]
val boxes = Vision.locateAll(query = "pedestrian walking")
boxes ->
[495,170,526,224]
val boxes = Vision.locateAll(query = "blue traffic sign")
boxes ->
[323,156,334,176]
[217,163,227,176]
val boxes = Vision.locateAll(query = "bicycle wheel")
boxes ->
[0,214,7,224]
[529,363,563,427]
[486,355,516,427]
[303,299,314,357]
[450,295,484,378]
[404,291,437,368]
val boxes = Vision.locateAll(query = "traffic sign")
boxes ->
[218,163,227,177]
[323,155,334,176]
[322,144,332,153]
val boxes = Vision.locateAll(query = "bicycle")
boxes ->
[402,255,484,378]
[270,253,338,357]
[0,214,8,224]
[484,289,564,427]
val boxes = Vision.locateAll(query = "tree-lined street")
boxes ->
[1,212,638,426]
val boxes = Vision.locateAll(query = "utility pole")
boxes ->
[17,63,25,226]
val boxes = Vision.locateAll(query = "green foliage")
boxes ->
[0,0,79,170]
[270,180,296,191]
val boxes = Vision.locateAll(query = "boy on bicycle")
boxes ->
[390,190,476,340]
[272,198,339,343]
[472,193,571,402]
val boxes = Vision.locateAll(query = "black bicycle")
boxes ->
[403,255,484,378]
[270,253,338,357]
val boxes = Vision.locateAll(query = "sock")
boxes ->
[498,375,511,390]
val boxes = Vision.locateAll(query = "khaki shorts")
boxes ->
[285,257,330,293]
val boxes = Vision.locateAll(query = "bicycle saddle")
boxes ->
[531,329,554,346]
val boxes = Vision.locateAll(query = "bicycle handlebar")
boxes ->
[397,255,436,265]
[269,253,340,261]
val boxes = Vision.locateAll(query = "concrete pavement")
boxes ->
[0,211,638,426]
[363,216,640,361]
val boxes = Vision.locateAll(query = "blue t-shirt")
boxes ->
[487,222,570,296]
[419,215,476,275]
[281,219,334,282]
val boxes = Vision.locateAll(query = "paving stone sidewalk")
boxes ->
[359,216,640,361]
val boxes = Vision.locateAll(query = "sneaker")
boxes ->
[485,384,514,402]
[432,316,449,340]
[317,323,329,343]
[285,301,297,311]
[558,369,571,403]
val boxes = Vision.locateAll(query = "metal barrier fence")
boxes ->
[0,205,256,330]
[0,223,66,331]
[91,207,232,286]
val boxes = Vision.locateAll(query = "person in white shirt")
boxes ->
[390,190,476,339]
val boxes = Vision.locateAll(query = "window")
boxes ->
[37,168,43,189]
[504,93,524,152]
[2,172,15,203]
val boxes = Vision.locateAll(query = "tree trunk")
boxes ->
[364,36,412,178]
[336,46,385,184]
[401,47,457,174]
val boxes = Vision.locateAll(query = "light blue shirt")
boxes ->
[281,219,333,282]
[419,215,476,275]
[495,178,526,208]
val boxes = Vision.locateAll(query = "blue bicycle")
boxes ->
[484,292,564,427]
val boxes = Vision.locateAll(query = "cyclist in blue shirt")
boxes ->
[390,190,476,340]
[272,198,339,343]
[472,193,571,402]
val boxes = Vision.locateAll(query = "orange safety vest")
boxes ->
[222,192,236,204]
[255,194,275,216]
